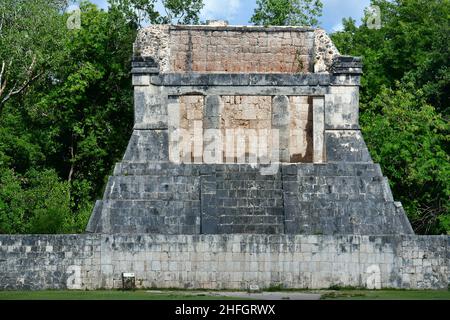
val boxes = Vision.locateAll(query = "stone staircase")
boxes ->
[87,162,414,235]
[87,163,202,234]
[282,163,414,234]
[200,165,285,234]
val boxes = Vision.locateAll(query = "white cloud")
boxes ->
[200,0,242,22]
[331,22,344,32]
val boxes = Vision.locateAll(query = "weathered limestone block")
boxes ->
[282,163,414,235]
[133,85,167,130]
[325,130,372,162]
[123,130,168,162]
[325,86,360,130]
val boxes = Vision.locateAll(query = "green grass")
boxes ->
[320,289,450,300]
[0,290,244,300]
[0,289,449,300]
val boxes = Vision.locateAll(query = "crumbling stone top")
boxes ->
[133,24,340,74]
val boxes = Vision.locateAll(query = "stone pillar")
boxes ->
[204,95,221,130]
[313,96,325,163]
[272,95,290,162]
[325,56,372,162]
[123,57,169,162]
[203,95,223,164]
[167,95,180,163]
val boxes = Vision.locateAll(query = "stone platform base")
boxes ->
[87,163,414,235]
[1,234,448,290]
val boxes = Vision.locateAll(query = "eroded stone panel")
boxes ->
[134,25,170,71]
[179,95,205,163]
[221,96,273,163]
[221,96,272,128]
[168,30,313,73]
[313,29,340,72]
[289,96,313,162]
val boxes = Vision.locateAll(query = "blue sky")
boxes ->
[90,0,371,32]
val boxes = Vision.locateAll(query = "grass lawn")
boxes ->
[320,289,450,300]
[0,290,243,300]
[0,289,449,300]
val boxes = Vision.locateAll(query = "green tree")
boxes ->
[0,0,69,114]
[250,0,323,27]
[362,83,449,234]
[332,0,449,113]
[0,168,74,234]
[0,1,137,234]
[108,0,204,26]
[25,169,73,234]
[0,168,26,233]
[162,0,205,24]
[30,2,136,213]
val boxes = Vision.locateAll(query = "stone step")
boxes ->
[282,163,383,177]
[103,175,200,200]
[215,198,284,209]
[113,162,383,178]
[216,180,283,190]
[113,162,203,176]
[219,215,284,225]
[87,200,200,234]
[217,224,285,234]
[284,200,414,235]
[103,174,393,204]
[114,162,282,177]
[214,206,284,215]
[283,176,394,201]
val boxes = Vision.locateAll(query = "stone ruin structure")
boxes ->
[0,25,448,291]
[86,25,414,236]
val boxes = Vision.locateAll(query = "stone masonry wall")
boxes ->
[221,95,273,162]
[169,95,313,164]
[169,28,313,73]
[1,234,448,290]
[0,235,100,290]
[134,26,340,73]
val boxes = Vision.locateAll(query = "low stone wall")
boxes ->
[0,235,100,290]
[1,234,448,290]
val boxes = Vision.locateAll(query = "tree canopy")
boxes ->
[109,0,204,26]
[250,0,323,27]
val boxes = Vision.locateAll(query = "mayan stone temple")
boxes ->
[1,24,448,291]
